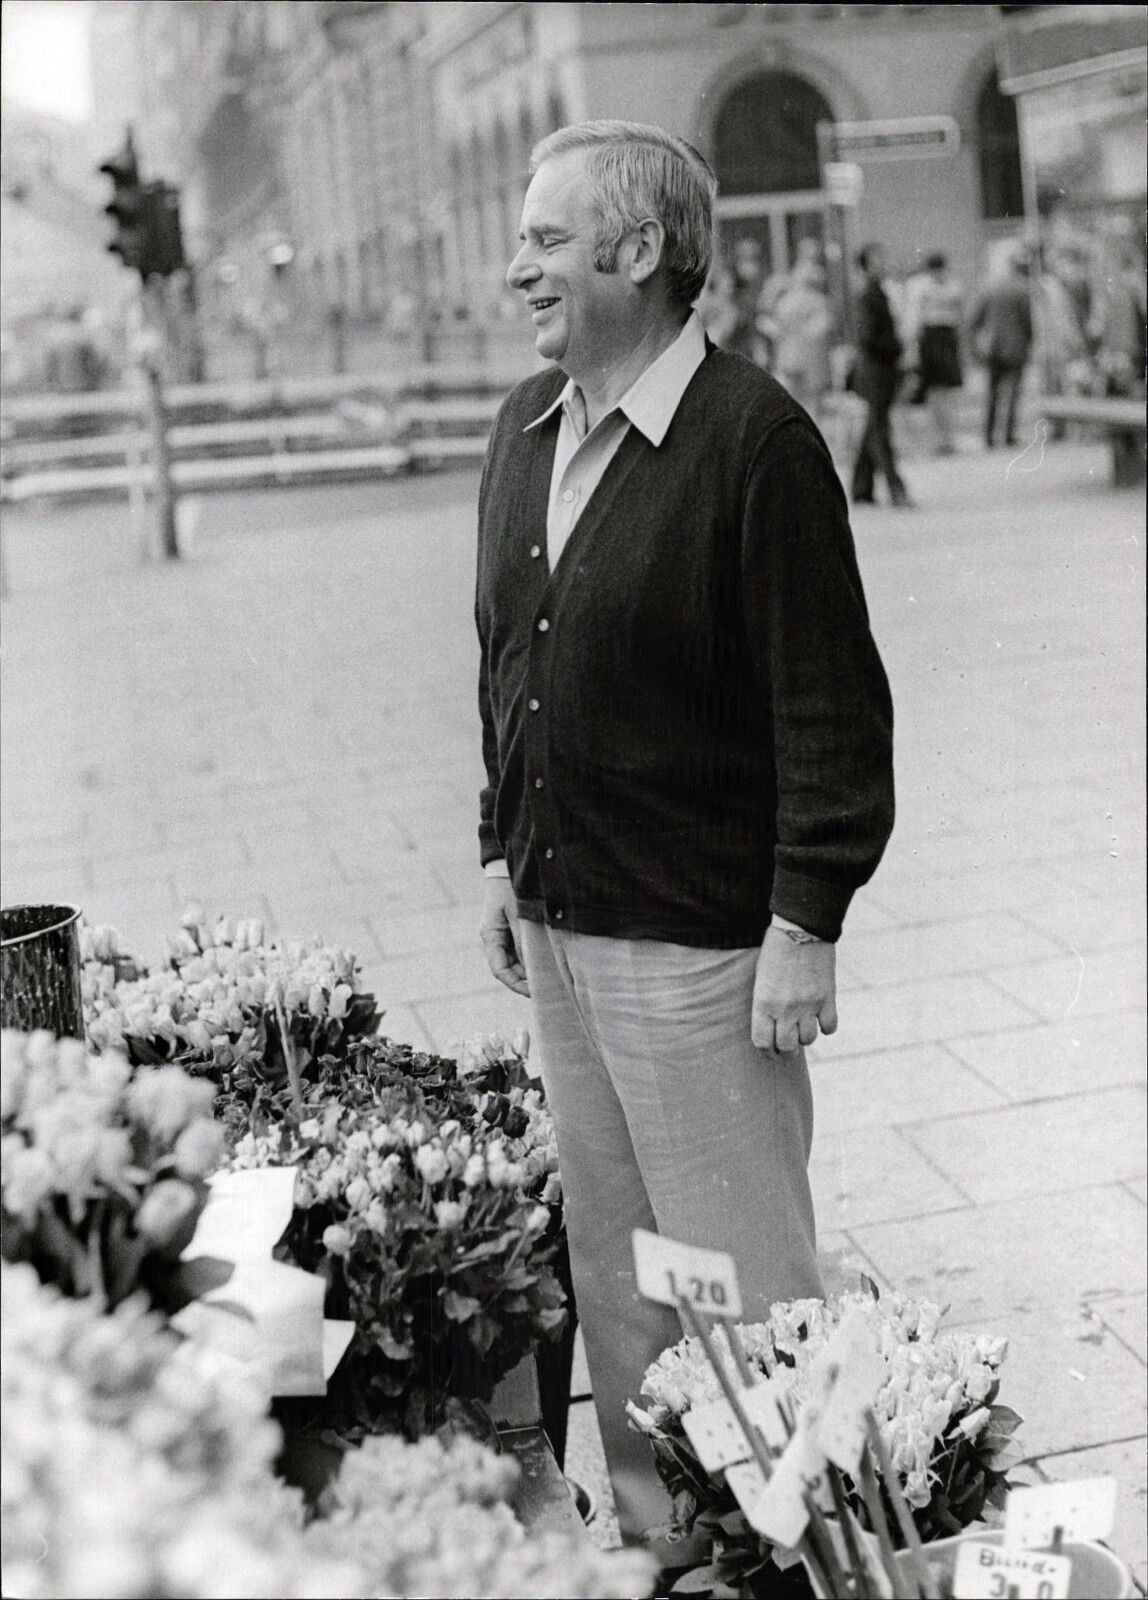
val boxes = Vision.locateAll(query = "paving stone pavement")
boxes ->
[2,440,1144,1580]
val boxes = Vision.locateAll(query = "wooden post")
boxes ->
[141,281,178,561]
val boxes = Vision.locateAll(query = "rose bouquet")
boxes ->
[628,1283,1023,1596]
[303,1431,655,1598]
[1,1030,229,1312]
[230,1078,569,1437]
[300,1031,561,1205]
[0,1263,357,1600]
[83,906,381,1124]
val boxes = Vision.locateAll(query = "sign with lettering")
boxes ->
[828,117,960,161]
[953,1541,1072,1600]
[632,1228,742,1318]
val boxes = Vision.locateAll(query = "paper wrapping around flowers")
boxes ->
[172,1166,355,1398]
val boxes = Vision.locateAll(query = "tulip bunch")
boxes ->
[1,1030,227,1311]
[1,1263,358,1600]
[628,1283,1023,1588]
[304,1431,654,1599]
[82,907,382,1125]
[230,1073,568,1438]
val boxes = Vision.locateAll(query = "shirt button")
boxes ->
[528,698,540,712]
[534,777,544,789]
[544,847,555,859]
[562,488,575,503]
[537,618,549,633]
[530,545,541,558]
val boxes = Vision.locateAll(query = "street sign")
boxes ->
[823,161,864,207]
[827,116,960,161]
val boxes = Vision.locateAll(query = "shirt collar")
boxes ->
[522,311,708,445]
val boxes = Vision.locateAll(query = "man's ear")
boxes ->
[628,218,667,286]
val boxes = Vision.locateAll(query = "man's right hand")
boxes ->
[479,875,530,996]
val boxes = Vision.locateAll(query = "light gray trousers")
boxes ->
[519,920,824,1552]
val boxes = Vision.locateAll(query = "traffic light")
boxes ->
[140,182,186,278]
[98,131,187,280]
[98,131,144,272]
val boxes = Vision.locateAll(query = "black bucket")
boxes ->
[1,904,85,1040]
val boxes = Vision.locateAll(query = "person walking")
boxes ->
[904,251,964,455]
[476,120,895,1576]
[850,242,911,505]
[764,255,832,418]
[969,253,1033,449]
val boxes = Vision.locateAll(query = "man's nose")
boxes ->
[507,245,539,292]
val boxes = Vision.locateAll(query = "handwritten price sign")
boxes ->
[953,1541,1071,1600]
[632,1228,742,1318]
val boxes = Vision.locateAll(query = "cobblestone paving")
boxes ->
[3,441,1144,1578]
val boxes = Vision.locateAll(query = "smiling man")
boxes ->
[474,122,894,1565]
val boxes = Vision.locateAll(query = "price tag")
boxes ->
[727,1426,822,1546]
[683,1396,752,1471]
[1004,1478,1116,1551]
[812,1312,886,1474]
[953,1540,1072,1599]
[681,1380,789,1470]
[742,1378,790,1451]
[632,1228,742,1318]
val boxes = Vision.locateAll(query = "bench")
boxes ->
[1036,395,1146,487]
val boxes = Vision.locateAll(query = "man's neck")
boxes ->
[569,313,689,432]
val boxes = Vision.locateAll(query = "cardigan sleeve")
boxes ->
[741,418,895,940]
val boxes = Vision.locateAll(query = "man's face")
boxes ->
[506,150,632,374]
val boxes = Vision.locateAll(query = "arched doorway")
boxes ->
[710,70,834,284]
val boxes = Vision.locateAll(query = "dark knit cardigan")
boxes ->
[475,345,894,946]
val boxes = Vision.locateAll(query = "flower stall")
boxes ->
[2,900,1137,1599]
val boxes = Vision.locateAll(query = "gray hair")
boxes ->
[530,120,718,310]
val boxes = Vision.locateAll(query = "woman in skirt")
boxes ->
[905,251,964,454]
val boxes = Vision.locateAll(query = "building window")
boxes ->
[976,69,1025,221]
[712,71,832,195]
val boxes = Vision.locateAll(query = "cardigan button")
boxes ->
[528,698,540,712]
[530,545,541,558]
[537,618,549,633]
[544,847,555,859]
[534,777,544,789]
[553,908,565,920]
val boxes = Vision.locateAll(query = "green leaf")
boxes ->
[669,1564,721,1593]
[987,1440,1025,1473]
[987,1404,1024,1435]
[153,1254,235,1313]
[441,1289,482,1322]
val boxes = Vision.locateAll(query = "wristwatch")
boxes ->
[771,917,825,945]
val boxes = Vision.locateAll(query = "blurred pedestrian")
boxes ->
[849,243,911,507]
[1091,242,1147,399]
[904,252,964,455]
[969,252,1033,449]
[1036,248,1093,436]
[726,235,767,364]
[766,255,831,418]
[695,262,740,349]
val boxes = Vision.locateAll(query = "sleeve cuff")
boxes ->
[484,859,511,879]
[770,867,854,943]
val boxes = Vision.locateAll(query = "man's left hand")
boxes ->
[751,928,838,1055]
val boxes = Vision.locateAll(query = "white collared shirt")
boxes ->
[522,310,708,571]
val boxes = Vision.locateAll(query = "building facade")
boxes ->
[420,2,1031,324]
[87,1,1049,372]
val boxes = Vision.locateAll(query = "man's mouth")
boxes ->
[529,296,560,317]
